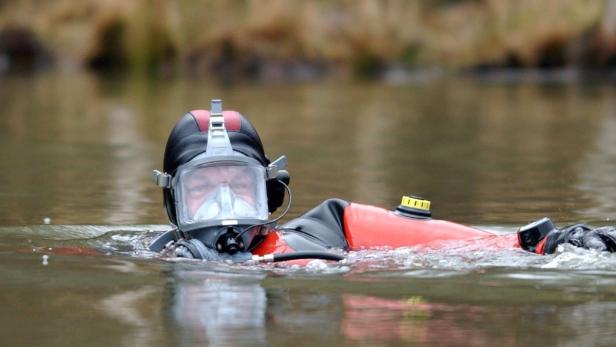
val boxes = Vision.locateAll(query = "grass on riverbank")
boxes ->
[0,0,614,79]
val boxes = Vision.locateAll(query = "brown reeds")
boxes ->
[0,0,612,78]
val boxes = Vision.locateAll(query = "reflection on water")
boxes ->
[577,107,616,220]
[0,73,614,225]
[171,266,267,346]
[1,73,616,346]
[340,294,509,346]
[101,286,160,347]
[339,294,616,346]
[3,223,616,346]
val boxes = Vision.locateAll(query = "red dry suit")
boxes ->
[252,199,519,255]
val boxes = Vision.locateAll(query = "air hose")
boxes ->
[251,251,344,263]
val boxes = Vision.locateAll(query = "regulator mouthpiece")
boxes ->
[216,227,244,254]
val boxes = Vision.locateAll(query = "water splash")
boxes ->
[541,244,616,270]
[7,224,616,275]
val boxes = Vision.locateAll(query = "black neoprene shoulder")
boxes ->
[279,199,349,251]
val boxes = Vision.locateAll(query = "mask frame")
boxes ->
[171,154,269,233]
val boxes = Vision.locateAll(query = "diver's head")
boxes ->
[152,99,289,256]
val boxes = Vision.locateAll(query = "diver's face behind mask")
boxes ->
[174,159,269,230]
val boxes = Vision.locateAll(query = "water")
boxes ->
[1,72,616,346]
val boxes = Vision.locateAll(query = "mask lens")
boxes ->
[176,162,268,225]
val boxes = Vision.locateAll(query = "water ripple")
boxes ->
[6,225,616,275]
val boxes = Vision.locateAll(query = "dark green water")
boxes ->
[1,72,616,346]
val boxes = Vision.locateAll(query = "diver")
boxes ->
[149,99,616,262]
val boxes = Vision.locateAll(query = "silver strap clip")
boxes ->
[206,99,234,155]
[152,170,172,188]
[267,155,288,179]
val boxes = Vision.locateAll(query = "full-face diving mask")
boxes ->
[152,99,288,255]
[173,155,269,231]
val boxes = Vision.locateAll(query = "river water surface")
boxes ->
[1,73,616,346]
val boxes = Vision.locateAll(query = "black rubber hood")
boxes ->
[162,109,269,225]
[163,111,269,175]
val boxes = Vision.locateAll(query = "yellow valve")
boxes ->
[400,196,431,211]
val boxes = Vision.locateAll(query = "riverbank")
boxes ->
[0,0,614,80]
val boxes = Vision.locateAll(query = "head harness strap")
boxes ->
[151,99,236,188]
[205,99,234,156]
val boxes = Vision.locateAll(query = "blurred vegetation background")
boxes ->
[0,0,614,80]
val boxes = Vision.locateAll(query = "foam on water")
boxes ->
[541,244,616,270]
[7,224,616,275]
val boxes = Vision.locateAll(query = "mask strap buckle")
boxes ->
[267,155,288,179]
[206,99,234,156]
[152,169,171,188]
